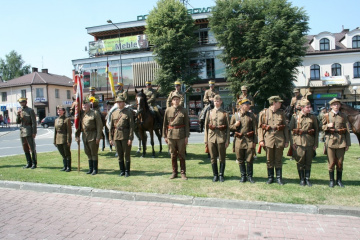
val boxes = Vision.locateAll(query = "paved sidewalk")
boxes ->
[0,187,359,240]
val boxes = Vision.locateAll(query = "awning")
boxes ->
[34,102,48,107]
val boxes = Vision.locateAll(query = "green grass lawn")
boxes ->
[1,143,360,207]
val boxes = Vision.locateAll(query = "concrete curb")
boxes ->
[1,180,359,217]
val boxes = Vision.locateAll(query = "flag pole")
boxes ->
[106,56,109,101]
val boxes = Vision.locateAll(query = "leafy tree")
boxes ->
[0,50,31,81]
[145,0,200,94]
[210,0,309,106]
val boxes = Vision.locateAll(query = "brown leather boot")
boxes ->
[181,173,188,180]
[180,156,187,180]
[170,155,178,179]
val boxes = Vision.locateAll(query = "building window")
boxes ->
[320,38,330,51]
[1,92,7,102]
[354,62,360,78]
[331,63,341,76]
[353,35,360,49]
[21,89,26,98]
[55,89,59,98]
[36,88,44,98]
[206,58,215,79]
[310,64,320,80]
[67,90,71,99]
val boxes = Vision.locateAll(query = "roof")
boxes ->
[0,72,73,88]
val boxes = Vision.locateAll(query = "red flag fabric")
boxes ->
[74,75,83,130]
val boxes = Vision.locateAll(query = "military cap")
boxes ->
[241,86,248,91]
[268,96,283,104]
[213,95,222,101]
[115,95,126,102]
[171,92,182,100]
[299,99,310,107]
[116,82,124,87]
[57,105,66,110]
[89,86,96,91]
[174,80,181,85]
[146,81,152,85]
[329,98,341,105]
[239,98,251,105]
[208,80,215,85]
[18,98,27,103]
[293,88,300,93]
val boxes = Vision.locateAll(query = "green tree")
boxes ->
[145,0,200,94]
[210,0,309,106]
[0,50,31,81]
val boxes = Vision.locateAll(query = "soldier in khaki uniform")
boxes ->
[163,93,190,180]
[76,98,103,175]
[236,86,254,109]
[290,88,303,113]
[204,95,230,182]
[230,98,257,183]
[289,99,319,186]
[109,95,134,177]
[203,80,218,106]
[144,81,161,127]
[258,96,289,185]
[116,82,128,103]
[54,105,72,172]
[166,80,184,108]
[317,107,326,142]
[86,86,100,112]
[322,98,351,188]
[16,98,37,169]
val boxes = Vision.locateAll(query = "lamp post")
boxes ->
[107,20,123,85]
[353,86,358,108]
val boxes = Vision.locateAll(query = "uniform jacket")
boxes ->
[230,111,257,149]
[144,88,157,107]
[289,112,319,147]
[204,108,230,144]
[163,105,190,139]
[203,88,218,105]
[322,111,351,148]
[258,108,289,148]
[54,115,72,145]
[109,107,134,141]
[16,106,37,137]
[166,90,184,108]
[76,110,103,142]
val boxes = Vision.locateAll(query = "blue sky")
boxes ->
[0,0,358,79]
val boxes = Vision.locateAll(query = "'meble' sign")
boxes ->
[137,7,212,21]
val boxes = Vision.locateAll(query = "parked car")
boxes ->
[189,115,200,132]
[40,116,58,128]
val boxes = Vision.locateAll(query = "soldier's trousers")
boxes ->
[209,141,226,164]
[21,136,36,153]
[115,139,131,164]
[83,139,99,161]
[235,147,254,164]
[327,147,345,171]
[294,146,313,170]
[168,138,186,173]
[57,144,71,159]
[266,146,284,169]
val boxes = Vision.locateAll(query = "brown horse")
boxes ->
[340,103,360,145]
[135,89,163,157]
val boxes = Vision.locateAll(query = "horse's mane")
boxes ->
[137,90,150,111]
[341,103,360,116]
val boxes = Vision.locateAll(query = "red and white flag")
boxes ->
[74,74,83,130]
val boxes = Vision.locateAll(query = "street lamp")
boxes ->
[107,20,123,85]
[353,86,358,108]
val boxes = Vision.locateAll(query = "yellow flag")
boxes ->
[106,67,116,97]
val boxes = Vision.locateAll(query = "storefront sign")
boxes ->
[35,98,46,102]
[89,34,148,57]
[308,93,341,99]
[137,7,212,21]
[321,76,350,86]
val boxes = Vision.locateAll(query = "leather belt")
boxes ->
[168,125,185,129]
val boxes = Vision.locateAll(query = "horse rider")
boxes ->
[290,88,303,114]
[258,96,289,185]
[289,99,319,187]
[236,86,254,110]
[116,82,128,103]
[204,95,230,182]
[230,98,257,183]
[109,95,134,177]
[167,80,184,108]
[16,98,37,169]
[322,98,351,188]
[163,92,190,180]
[144,81,162,128]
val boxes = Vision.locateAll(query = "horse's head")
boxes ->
[135,88,148,112]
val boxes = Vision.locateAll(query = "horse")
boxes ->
[340,103,360,145]
[135,89,163,157]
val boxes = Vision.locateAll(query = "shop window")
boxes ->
[331,63,341,76]
[354,62,360,78]
[352,35,360,49]
[310,64,320,80]
[55,89,59,98]
[320,38,330,51]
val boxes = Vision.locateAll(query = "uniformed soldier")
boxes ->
[54,105,72,172]
[230,98,257,183]
[116,82,128,103]
[109,95,134,177]
[163,92,190,180]
[290,88,303,113]
[317,107,326,142]
[86,86,100,112]
[75,98,103,175]
[203,80,218,106]
[204,95,230,182]
[144,81,161,127]
[322,98,351,188]
[236,86,254,109]
[289,99,319,186]
[16,98,37,169]
[166,80,184,108]
[258,96,289,185]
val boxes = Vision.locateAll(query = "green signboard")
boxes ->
[307,93,341,99]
